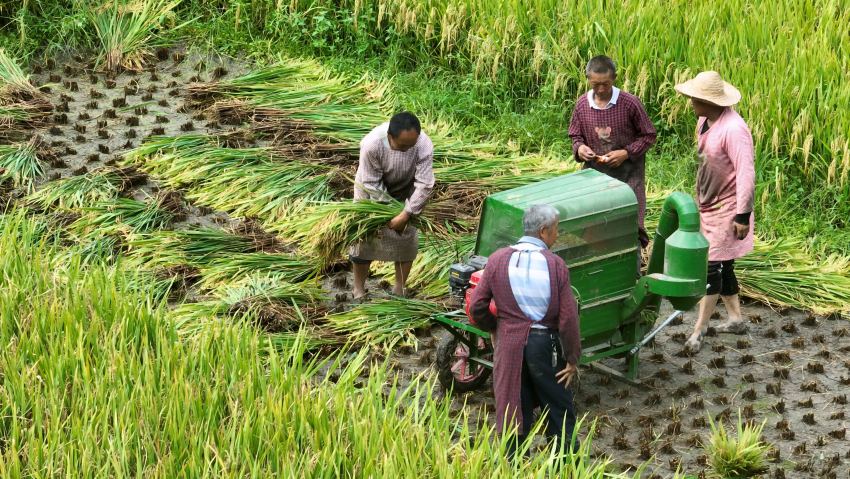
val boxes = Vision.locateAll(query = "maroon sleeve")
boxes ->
[556,260,581,365]
[624,97,657,159]
[470,254,499,332]
[568,99,587,163]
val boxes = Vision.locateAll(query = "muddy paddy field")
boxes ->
[383,301,850,478]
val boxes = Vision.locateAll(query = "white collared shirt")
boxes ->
[587,86,620,110]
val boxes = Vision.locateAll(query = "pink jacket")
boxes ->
[696,108,755,261]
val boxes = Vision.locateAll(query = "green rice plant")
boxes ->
[0,136,45,190]
[25,166,145,210]
[323,298,445,349]
[706,413,768,478]
[197,252,317,290]
[82,0,183,72]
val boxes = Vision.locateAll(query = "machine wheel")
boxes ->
[436,333,492,393]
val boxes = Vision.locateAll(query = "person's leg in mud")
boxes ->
[351,256,371,300]
[393,261,413,297]
[715,260,749,334]
[686,261,723,352]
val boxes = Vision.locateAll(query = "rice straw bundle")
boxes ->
[0,49,52,134]
[86,0,183,72]
[283,199,450,266]
[324,298,445,349]
[0,137,47,191]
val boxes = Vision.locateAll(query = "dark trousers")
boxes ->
[513,329,578,454]
[706,259,739,296]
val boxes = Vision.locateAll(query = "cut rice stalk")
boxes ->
[282,199,450,266]
[324,298,445,350]
[70,197,176,238]
[26,171,122,210]
[172,273,327,335]
[86,0,184,72]
[197,252,318,291]
[0,136,50,191]
[737,238,850,315]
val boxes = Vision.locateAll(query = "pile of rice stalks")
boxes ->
[126,135,340,219]
[0,49,52,136]
[127,226,286,269]
[70,195,178,239]
[737,238,850,315]
[197,252,317,291]
[187,60,506,163]
[171,273,326,334]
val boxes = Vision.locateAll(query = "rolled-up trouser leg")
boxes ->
[719,259,739,296]
[706,260,739,296]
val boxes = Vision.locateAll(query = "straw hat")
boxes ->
[674,71,741,107]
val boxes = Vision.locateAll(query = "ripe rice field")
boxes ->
[1,1,849,477]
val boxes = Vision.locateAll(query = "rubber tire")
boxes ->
[436,334,492,393]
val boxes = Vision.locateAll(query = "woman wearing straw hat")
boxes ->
[674,71,756,352]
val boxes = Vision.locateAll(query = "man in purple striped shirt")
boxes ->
[349,112,436,299]
[569,55,657,248]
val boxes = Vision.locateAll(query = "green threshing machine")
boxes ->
[434,169,709,391]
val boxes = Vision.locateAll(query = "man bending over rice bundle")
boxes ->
[350,112,435,300]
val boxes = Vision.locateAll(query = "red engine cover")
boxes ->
[463,270,497,324]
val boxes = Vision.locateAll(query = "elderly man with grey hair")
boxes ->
[568,55,657,249]
[470,204,581,456]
